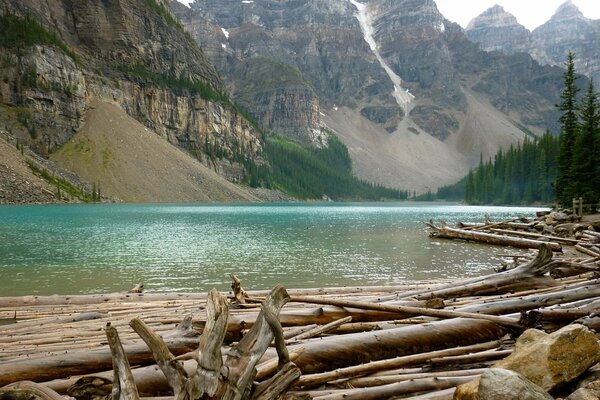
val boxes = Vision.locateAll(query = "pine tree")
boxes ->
[556,52,580,206]
[572,80,600,205]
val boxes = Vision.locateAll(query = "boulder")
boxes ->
[555,223,586,236]
[477,368,553,400]
[455,325,600,399]
[567,388,600,400]
[568,379,600,400]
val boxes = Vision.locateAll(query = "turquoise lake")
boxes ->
[0,202,545,296]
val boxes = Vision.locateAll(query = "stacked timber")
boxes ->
[1,214,600,400]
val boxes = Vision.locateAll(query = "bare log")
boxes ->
[0,381,65,400]
[285,316,352,343]
[345,368,487,388]
[190,290,230,399]
[427,221,562,251]
[294,339,501,388]
[106,323,140,400]
[0,319,199,387]
[489,228,579,245]
[215,285,290,400]
[128,283,144,294]
[396,244,556,300]
[288,296,521,329]
[251,362,301,400]
[301,376,474,400]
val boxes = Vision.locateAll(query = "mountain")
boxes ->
[465,5,530,54]
[175,0,567,192]
[466,1,600,83]
[0,0,264,201]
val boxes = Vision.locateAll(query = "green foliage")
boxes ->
[143,0,183,31]
[554,53,600,208]
[436,176,467,201]
[0,13,78,62]
[262,133,408,201]
[441,132,559,205]
[27,161,94,202]
[571,81,600,207]
[556,52,580,206]
[117,64,230,104]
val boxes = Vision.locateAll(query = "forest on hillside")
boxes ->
[437,53,600,208]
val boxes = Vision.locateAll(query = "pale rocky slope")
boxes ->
[51,100,258,203]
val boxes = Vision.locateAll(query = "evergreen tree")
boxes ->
[556,52,580,206]
[572,80,600,206]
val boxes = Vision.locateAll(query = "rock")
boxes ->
[455,324,600,398]
[555,223,587,236]
[551,211,571,222]
[476,368,553,400]
[466,1,600,84]
[568,388,600,400]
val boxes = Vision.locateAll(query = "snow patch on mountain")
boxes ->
[348,0,414,114]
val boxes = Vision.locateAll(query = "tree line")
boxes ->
[438,52,600,208]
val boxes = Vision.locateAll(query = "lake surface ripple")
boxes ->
[0,202,545,295]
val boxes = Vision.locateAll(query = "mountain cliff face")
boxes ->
[466,1,600,83]
[465,5,530,54]
[176,0,566,191]
[0,0,262,183]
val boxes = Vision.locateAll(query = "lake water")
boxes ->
[0,202,545,296]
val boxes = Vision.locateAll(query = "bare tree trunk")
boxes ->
[427,221,562,251]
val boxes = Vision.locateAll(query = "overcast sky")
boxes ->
[435,0,600,31]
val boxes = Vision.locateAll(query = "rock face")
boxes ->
[0,0,262,182]
[175,0,568,192]
[465,5,530,54]
[477,368,553,400]
[466,1,600,83]
[455,324,600,399]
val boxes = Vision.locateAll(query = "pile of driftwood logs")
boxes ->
[1,211,599,400]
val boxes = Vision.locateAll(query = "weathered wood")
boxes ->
[345,368,487,388]
[256,348,305,380]
[251,362,301,400]
[188,289,229,399]
[489,228,579,245]
[288,297,522,329]
[215,285,291,400]
[396,244,556,300]
[427,221,562,251]
[128,283,144,294]
[458,281,600,315]
[106,323,140,400]
[285,316,352,343]
[0,319,199,387]
[129,318,188,398]
[301,376,475,400]
[0,381,65,400]
[296,336,504,387]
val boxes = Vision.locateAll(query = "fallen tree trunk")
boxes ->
[265,318,507,375]
[427,221,562,251]
[292,376,475,400]
[0,381,66,400]
[395,244,557,300]
[294,340,502,388]
[0,319,199,387]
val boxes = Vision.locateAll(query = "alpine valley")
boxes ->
[0,0,595,203]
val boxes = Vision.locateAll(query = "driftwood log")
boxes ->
[427,220,562,251]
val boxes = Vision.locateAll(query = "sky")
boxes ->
[435,0,600,31]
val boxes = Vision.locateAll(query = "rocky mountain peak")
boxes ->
[551,0,586,21]
[466,5,523,31]
[465,4,529,54]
